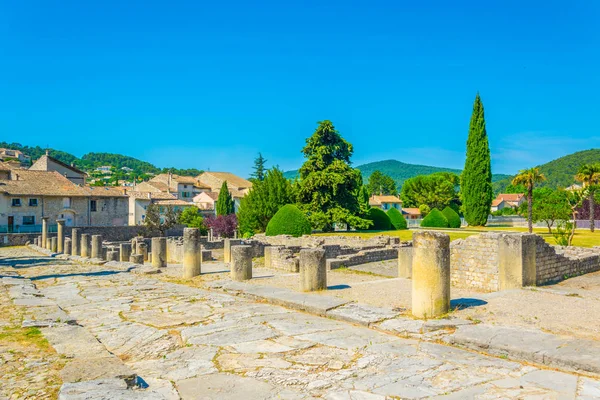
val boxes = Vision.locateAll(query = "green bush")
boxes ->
[367,207,392,230]
[442,206,461,228]
[387,208,407,230]
[266,205,312,237]
[420,208,449,228]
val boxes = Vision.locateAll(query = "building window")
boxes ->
[63,197,71,208]
[182,192,190,198]
[11,198,21,207]
[22,216,35,225]
[29,198,38,207]
[184,185,188,189]
[90,200,97,212]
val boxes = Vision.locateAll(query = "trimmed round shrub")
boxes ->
[442,206,461,228]
[420,208,449,228]
[387,207,408,230]
[367,207,392,230]
[266,205,312,237]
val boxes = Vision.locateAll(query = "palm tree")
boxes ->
[575,163,600,232]
[512,168,546,233]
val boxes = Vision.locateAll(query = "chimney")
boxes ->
[45,149,49,156]
[147,192,151,199]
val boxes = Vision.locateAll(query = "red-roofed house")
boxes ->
[491,193,525,212]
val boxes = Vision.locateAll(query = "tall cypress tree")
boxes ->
[251,153,267,182]
[461,94,493,226]
[216,181,235,216]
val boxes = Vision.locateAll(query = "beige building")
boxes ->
[193,191,219,211]
[147,173,211,201]
[491,193,525,212]
[0,148,30,165]
[0,168,128,232]
[29,152,87,185]
[127,191,197,225]
[369,195,403,211]
[196,171,253,213]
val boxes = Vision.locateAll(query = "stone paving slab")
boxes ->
[325,303,400,326]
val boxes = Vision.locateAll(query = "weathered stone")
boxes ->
[152,237,167,268]
[71,228,80,256]
[80,234,90,258]
[412,231,450,319]
[64,238,72,255]
[41,216,49,249]
[498,233,536,290]
[397,246,413,279]
[231,245,252,281]
[130,254,144,264]
[182,228,201,278]
[106,250,119,261]
[51,236,58,253]
[91,235,103,260]
[138,242,148,261]
[299,248,327,292]
[56,219,65,253]
[327,303,399,326]
[120,243,132,262]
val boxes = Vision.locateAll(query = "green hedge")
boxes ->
[266,204,312,237]
[387,207,407,230]
[420,208,449,228]
[442,206,461,228]
[367,207,392,230]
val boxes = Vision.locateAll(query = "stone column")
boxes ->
[71,228,80,256]
[41,217,49,249]
[138,243,148,261]
[183,228,202,278]
[224,238,232,263]
[151,237,167,268]
[398,247,413,279]
[130,254,144,264]
[37,235,42,247]
[91,235,103,260]
[412,231,450,319]
[230,245,252,281]
[56,219,65,253]
[120,243,132,262]
[64,238,72,255]
[107,250,119,261]
[46,237,51,250]
[51,237,58,253]
[299,248,327,292]
[499,233,537,290]
[80,234,90,258]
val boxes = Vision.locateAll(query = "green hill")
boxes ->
[284,159,511,188]
[492,149,600,194]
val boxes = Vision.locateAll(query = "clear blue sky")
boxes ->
[1,1,599,177]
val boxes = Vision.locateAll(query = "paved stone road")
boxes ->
[2,247,600,399]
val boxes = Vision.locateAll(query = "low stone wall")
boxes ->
[450,233,501,292]
[165,237,213,263]
[327,248,399,270]
[67,225,185,242]
[0,233,38,247]
[536,238,600,285]
[264,246,300,272]
[253,234,399,249]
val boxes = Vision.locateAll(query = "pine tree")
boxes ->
[216,181,235,216]
[251,153,267,182]
[461,94,493,226]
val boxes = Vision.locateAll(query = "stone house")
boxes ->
[148,173,211,201]
[0,148,31,165]
[193,191,219,211]
[369,195,403,211]
[29,152,87,185]
[0,169,128,232]
[491,193,525,212]
[196,171,253,212]
[401,207,422,220]
[127,191,195,225]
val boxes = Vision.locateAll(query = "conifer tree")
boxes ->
[461,94,493,226]
[251,153,267,182]
[216,181,235,216]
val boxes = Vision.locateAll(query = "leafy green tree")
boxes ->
[367,208,392,230]
[400,172,459,210]
[419,204,431,217]
[237,167,294,236]
[512,168,546,233]
[178,206,208,235]
[461,94,493,226]
[367,170,397,196]
[250,153,268,182]
[575,163,600,232]
[563,188,589,246]
[216,181,235,216]
[529,188,571,233]
[442,206,462,229]
[265,204,312,237]
[387,207,407,230]
[144,204,180,236]
[420,208,449,228]
[357,185,371,216]
[296,120,371,231]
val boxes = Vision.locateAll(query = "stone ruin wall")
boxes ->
[535,237,600,285]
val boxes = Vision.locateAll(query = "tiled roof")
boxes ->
[143,181,170,192]
[402,208,421,215]
[128,191,177,200]
[491,199,504,207]
[0,170,89,196]
[369,195,403,206]
[0,161,18,171]
[31,155,87,176]
[195,191,219,201]
[496,193,524,202]
[83,186,128,197]
[154,199,194,206]
[199,172,253,189]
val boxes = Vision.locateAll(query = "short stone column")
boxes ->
[56,219,65,253]
[230,245,252,281]
[183,228,202,278]
[120,243,132,262]
[51,237,58,253]
[37,235,42,247]
[41,217,49,249]
[398,247,413,279]
[91,235,103,260]
[71,229,80,256]
[412,231,450,319]
[299,249,327,292]
[46,237,52,250]
[64,238,72,255]
[80,234,90,258]
[224,238,232,263]
[151,237,167,268]
[130,254,144,264]
[107,250,119,261]
[499,233,537,290]
[138,243,148,261]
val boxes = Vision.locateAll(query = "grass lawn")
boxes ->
[314,226,600,247]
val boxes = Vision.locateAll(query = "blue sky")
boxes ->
[1,1,599,177]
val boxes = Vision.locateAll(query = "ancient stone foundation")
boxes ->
[152,237,167,268]
[412,231,450,319]
[182,228,202,278]
[231,245,252,281]
[120,243,131,262]
[107,250,119,261]
[71,228,80,256]
[50,237,57,253]
[130,254,144,264]
[91,235,103,260]
[299,249,327,292]
[80,234,90,258]
[64,238,72,255]
[56,219,65,253]
[398,247,413,279]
